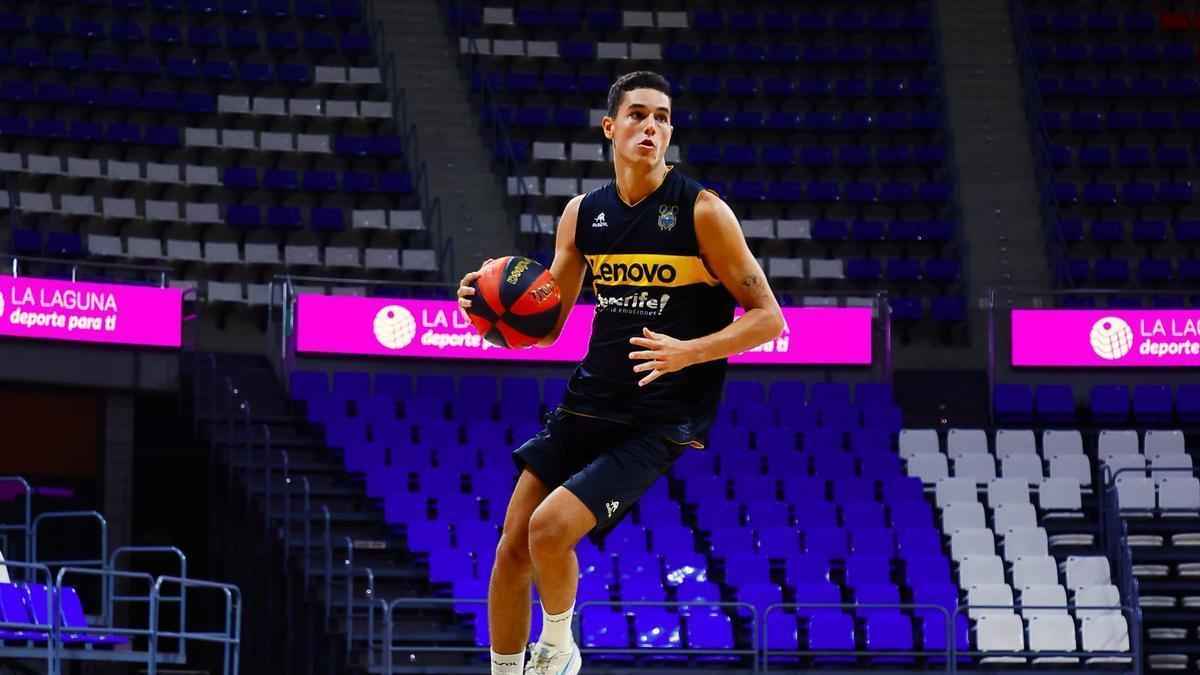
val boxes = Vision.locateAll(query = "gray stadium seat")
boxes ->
[1027,614,1079,663]
[908,454,948,484]
[1144,430,1185,457]
[775,219,812,240]
[994,503,1037,531]
[1149,455,1194,486]
[1038,478,1083,515]
[987,478,1031,508]
[942,502,987,531]
[1074,585,1121,620]
[1042,430,1083,457]
[959,554,1006,586]
[1158,477,1200,515]
[967,583,1015,619]
[1019,584,1068,618]
[1062,556,1112,590]
[954,454,997,483]
[936,477,979,508]
[1098,430,1139,459]
[1002,455,1044,484]
[1081,615,1131,663]
[950,528,995,561]
[808,258,845,280]
[977,614,1026,663]
[1011,555,1059,589]
[948,428,989,458]
[996,430,1036,458]
[1048,454,1092,488]
[1002,527,1048,561]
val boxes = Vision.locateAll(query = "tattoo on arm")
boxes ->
[740,275,760,289]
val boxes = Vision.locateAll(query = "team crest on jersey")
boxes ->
[657,204,679,231]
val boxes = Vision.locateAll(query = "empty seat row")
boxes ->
[1027,11,1195,33]
[1048,145,1200,170]
[464,36,935,64]
[0,19,370,52]
[0,0,365,20]
[1033,42,1196,64]
[1044,110,1200,134]
[931,478,1087,518]
[3,156,410,194]
[974,613,1130,664]
[994,384,1200,424]
[1115,476,1200,513]
[903,428,1094,459]
[0,117,353,155]
[477,69,941,97]
[475,7,931,32]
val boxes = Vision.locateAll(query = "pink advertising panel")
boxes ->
[295,295,873,366]
[1012,309,1200,367]
[0,276,182,348]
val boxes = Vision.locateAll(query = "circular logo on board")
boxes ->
[373,305,416,350]
[1090,316,1133,360]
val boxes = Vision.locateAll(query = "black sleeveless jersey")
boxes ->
[561,167,736,447]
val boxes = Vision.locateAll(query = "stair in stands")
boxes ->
[935,0,1050,354]
[370,0,515,270]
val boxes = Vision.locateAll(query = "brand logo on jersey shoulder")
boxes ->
[585,254,721,288]
[605,500,620,518]
[657,204,678,231]
[592,212,607,228]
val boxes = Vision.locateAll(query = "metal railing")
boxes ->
[762,602,949,669]
[0,476,33,564]
[149,576,242,675]
[31,510,107,572]
[370,595,1138,673]
[107,546,187,632]
[4,254,172,287]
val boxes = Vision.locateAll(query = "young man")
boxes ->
[458,71,785,675]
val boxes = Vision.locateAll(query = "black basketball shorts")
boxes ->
[513,407,686,544]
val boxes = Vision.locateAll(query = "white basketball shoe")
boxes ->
[523,640,581,675]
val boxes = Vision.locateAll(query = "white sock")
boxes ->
[490,648,523,675]
[539,602,575,650]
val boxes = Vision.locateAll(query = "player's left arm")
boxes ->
[629,191,785,386]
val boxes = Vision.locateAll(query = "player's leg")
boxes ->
[528,486,597,612]
[524,425,685,670]
[488,468,550,664]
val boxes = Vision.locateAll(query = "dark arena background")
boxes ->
[4,0,1200,672]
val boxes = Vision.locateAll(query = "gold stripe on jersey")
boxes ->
[586,253,720,288]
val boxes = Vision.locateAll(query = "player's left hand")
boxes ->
[629,327,696,387]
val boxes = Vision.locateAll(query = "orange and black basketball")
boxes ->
[466,256,562,348]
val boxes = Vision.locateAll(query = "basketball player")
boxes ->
[458,71,785,675]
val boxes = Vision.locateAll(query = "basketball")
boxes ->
[466,256,562,349]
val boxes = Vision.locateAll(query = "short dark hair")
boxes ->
[606,71,671,118]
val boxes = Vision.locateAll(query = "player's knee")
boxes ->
[493,532,532,578]
[526,507,572,559]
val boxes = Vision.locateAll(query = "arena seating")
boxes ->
[0,477,239,672]
[447,3,965,337]
[995,383,1200,427]
[1013,2,1200,296]
[1104,428,1200,670]
[0,0,437,305]
[289,368,1137,665]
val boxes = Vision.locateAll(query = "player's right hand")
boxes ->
[457,258,493,321]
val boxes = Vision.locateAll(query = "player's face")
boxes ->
[604,88,672,169]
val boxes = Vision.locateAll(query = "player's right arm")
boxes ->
[537,194,587,346]
[456,195,587,347]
